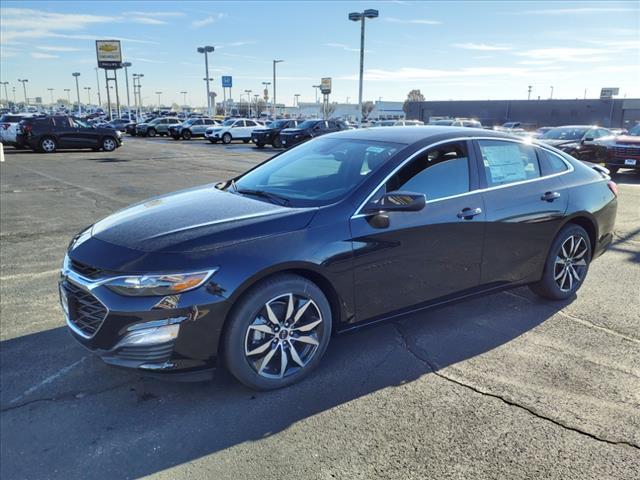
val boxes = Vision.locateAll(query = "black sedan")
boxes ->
[280,119,347,148]
[252,119,301,148]
[538,125,613,161]
[60,127,617,389]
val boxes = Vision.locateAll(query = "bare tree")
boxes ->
[402,89,425,114]
[362,101,375,120]
[325,102,338,118]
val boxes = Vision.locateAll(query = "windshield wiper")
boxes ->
[236,188,291,206]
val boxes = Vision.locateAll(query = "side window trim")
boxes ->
[352,137,574,219]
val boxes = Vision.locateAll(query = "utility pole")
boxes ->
[273,59,283,118]
[349,9,379,128]
[245,89,252,117]
[84,86,91,106]
[18,79,28,106]
[48,88,55,105]
[313,84,321,103]
[181,91,188,109]
[72,72,81,115]
[156,91,162,109]
[122,62,132,120]
[64,88,71,105]
[549,85,554,100]
[94,67,102,109]
[197,46,215,116]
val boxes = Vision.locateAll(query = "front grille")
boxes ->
[612,146,640,157]
[114,341,175,363]
[70,259,103,279]
[62,281,107,337]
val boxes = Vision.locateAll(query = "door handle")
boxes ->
[541,191,561,202]
[457,207,482,219]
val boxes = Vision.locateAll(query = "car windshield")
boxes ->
[233,137,404,207]
[297,120,320,129]
[222,120,235,126]
[542,127,588,140]
[271,120,289,128]
[627,124,640,136]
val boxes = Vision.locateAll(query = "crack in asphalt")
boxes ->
[0,380,135,413]
[392,322,640,451]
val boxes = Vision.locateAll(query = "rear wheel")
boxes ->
[182,130,192,140]
[223,274,332,390]
[102,136,117,152]
[39,137,57,153]
[222,132,232,144]
[529,224,591,300]
[147,128,156,137]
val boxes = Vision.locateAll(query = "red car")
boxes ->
[606,123,640,175]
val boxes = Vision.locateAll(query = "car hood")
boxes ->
[539,138,579,148]
[280,128,308,135]
[89,184,316,254]
[615,135,640,145]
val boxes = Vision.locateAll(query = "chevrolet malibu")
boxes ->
[60,127,617,390]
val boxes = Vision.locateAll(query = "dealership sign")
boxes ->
[320,77,332,94]
[96,40,122,69]
[222,76,232,88]
[600,87,619,99]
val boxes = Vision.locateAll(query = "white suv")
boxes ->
[0,113,32,148]
[205,118,265,144]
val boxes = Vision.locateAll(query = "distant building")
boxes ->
[406,98,640,129]
[280,100,406,121]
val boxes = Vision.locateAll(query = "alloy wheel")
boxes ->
[103,138,116,151]
[554,235,588,292]
[41,138,56,152]
[244,293,324,379]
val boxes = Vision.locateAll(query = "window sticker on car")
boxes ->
[366,146,386,154]
[481,144,528,183]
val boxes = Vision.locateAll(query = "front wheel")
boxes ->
[147,128,156,137]
[272,136,282,148]
[209,139,218,144]
[529,224,591,300]
[102,136,117,152]
[222,132,232,144]
[255,142,265,149]
[223,274,332,390]
[182,130,192,140]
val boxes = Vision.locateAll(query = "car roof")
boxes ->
[550,125,599,129]
[326,126,516,145]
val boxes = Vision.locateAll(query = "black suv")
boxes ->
[251,119,301,148]
[279,119,347,148]
[17,115,122,153]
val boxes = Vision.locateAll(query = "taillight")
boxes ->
[22,123,33,133]
[607,181,618,197]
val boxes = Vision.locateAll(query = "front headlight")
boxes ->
[104,269,217,296]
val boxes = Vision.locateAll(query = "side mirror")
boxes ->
[583,137,594,143]
[363,191,426,214]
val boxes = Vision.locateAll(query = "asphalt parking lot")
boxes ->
[1,137,639,479]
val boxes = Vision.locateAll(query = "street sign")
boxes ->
[96,40,122,69]
[600,87,619,99]
[222,76,232,88]
[320,77,332,94]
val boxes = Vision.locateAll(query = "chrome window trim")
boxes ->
[351,136,574,219]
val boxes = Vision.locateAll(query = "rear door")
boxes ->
[474,139,569,285]
[53,116,78,148]
[243,120,258,138]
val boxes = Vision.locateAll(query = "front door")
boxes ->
[350,140,486,322]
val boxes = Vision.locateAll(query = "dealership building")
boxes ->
[406,98,640,129]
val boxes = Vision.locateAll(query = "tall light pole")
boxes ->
[122,62,132,120]
[94,67,102,109]
[204,77,214,114]
[155,91,162,109]
[180,91,188,109]
[18,79,28,106]
[64,88,71,105]
[197,46,215,116]
[272,59,283,118]
[84,86,92,106]
[312,84,321,103]
[133,73,144,117]
[47,88,55,105]
[262,81,271,112]
[244,89,252,117]
[549,85,554,100]
[253,94,260,117]
[0,82,9,106]
[294,93,300,108]
[72,72,81,115]
[349,8,379,127]
[12,86,16,105]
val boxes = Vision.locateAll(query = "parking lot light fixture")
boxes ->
[180,91,188,109]
[273,59,283,118]
[72,72,81,115]
[47,88,55,105]
[122,62,132,120]
[84,86,91,106]
[349,8,379,128]
[0,82,9,106]
[64,88,71,105]
[18,78,29,106]
[197,46,215,116]
[312,84,321,103]
[155,91,162,109]
[244,89,252,117]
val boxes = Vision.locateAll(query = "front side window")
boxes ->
[542,127,587,141]
[384,141,470,201]
[233,138,403,207]
[246,120,257,127]
[478,140,541,187]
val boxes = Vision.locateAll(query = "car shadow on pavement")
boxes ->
[0,288,567,479]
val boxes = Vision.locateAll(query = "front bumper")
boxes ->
[280,135,307,147]
[606,150,640,169]
[205,130,223,139]
[60,255,230,379]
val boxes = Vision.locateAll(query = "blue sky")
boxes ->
[1,1,638,108]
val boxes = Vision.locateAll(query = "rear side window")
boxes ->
[246,120,257,127]
[0,115,23,122]
[386,141,470,201]
[538,148,569,175]
[477,140,541,187]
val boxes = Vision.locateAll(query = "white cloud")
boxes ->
[123,11,186,17]
[453,43,512,51]
[516,47,610,62]
[128,57,166,64]
[31,52,59,59]
[130,17,167,25]
[37,45,85,52]
[518,7,638,15]
[324,43,373,53]
[192,14,226,28]
[385,17,441,25]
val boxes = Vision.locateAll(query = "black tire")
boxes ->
[607,166,619,176]
[147,128,156,137]
[222,132,232,144]
[39,137,57,153]
[209,139,218,144]
[529,224,591,300]
[182,130,192,140]
[255,142,265,149]
[102,136,117,152]
[223,274,332,390]
[243,139,250,144]
[272,136,282,148]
